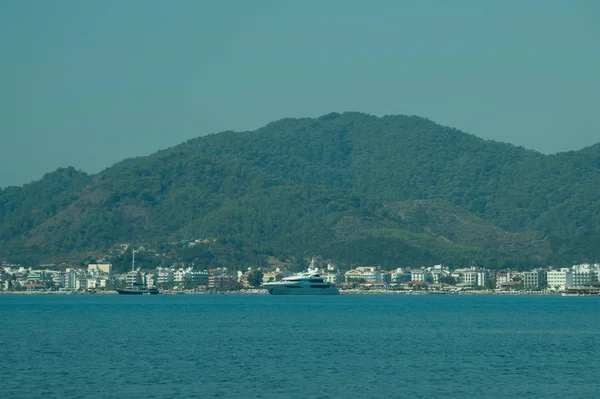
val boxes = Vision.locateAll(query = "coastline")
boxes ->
[0,289,564,296]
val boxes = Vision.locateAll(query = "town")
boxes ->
[1,244,599,295]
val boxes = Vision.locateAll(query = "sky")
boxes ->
[1,0,599,188]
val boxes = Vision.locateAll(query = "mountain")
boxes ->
[578,142,600,156]
[0,167,92,252]
[1,112,600,269]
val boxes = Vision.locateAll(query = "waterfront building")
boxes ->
[187,270,210,286]
[262,268,295,285]
[262,271,282,283]
[477,272,487,287]
[174,268,188,283]
[27,271,50,284]
[156,268,174,285]
[64,271,78,290]
[88,263,112,275]
[523,270,546,289]
[345,267,382,283]
[145,273,156,288]
[52,271,65,287]
[167,267,206,285]
[571,270,592,287]
[572,263,600,283]
[499,281,522,290]
[76,277,89,290]
[125,271,143,286]
[23,283,46,291]
[429,265,450,283]
[547,269,573,291]
[86,278,98,290]
[239,270,249,287]
[208,275,238,290]
[463,271,478,286]
[410,269,432,283]
[322,272,343,284]
[391,269,411,283]
[453,267,487,287]
[495,271,513,288]
[381,272,392,283]
[97,276,108,288]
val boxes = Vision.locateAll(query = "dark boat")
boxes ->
[116,250,159,295]
[116,286,159,295]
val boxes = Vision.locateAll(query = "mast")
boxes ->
[132,249,136,272]
[308,257,317,273]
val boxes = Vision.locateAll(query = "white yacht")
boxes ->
[263,260,340,295]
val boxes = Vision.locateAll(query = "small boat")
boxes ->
[116,285,159,295]
[116,250,159,295]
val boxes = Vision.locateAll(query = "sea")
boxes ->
[1,294,599,399]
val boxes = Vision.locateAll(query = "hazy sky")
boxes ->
[1,0,599,188]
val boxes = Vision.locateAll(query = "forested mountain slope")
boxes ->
[1,112,599,268]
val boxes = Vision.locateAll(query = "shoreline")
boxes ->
[0,289,565,296]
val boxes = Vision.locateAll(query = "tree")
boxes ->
[438,275,457,285]
[247,269,264,288]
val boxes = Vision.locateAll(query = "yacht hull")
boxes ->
[264,285,340,295]
[116,288,159,295]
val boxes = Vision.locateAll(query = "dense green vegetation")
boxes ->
[1,112,599,269]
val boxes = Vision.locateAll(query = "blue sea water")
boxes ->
[1,294,599,399]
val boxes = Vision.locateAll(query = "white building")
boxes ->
[547,269,573,291]
[391,268,411,283]
[523,270,546,289]
[52,271,65,287]
[145,273,156,288]
[76,277,89,290]
[462,271,487,287]
[174,269,189,283]
[86,278,98,290]
[88,263,112,275]
[64,271,78,290]
[429,265,450,284]
[156,268,174,285]
[262,271,284,283]
[126,271,143,286]
[345,267,382,283]
[495,272,512,288]
[453,267,487,287]
[410,269,431,283]
[572,263,600,284]
[322,272,343,284]
[571,270,592,287]
[187,270,209,285]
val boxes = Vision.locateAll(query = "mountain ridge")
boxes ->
[1,112,599,268]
